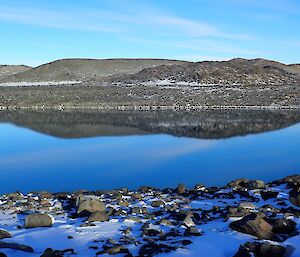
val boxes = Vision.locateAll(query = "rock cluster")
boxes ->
[0,175,299,257]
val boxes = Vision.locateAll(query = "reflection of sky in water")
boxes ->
[0,123,299,193]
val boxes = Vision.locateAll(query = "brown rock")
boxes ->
[25,213,53,228]
[0,229,11,240]
[229,213,278,241]
[87,211,109,222]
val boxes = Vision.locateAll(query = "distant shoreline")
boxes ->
[1,104,300,111]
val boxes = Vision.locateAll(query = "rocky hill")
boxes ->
[0,65,31,80]
[102,58,300,86]
[0,58,187,83]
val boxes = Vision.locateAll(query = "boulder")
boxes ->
[40,248,62,257]
[227,178,250,188]
[118,200,129,207]
[289,188,300,207]
[184,227,201,236]
[247,180,265,189]
[182,213,196,227]
[40,248,75,257]
[76,195,105,216]
[229,213,278,241]
[283,175,300,188]
[176,184,186,195]
[25,213,53,228]
[233,242,286,257]
[227,179,265,189]
[0,229,11,239]
[0,242,34,253]
[138,243,176,256]
[87,211,109,222]
[272,218,297,234]
[151,200,165,208]
[260,190,279,200]
[131,193,142,200]
[97,245,129,255]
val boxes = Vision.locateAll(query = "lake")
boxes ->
[0,109,299,194]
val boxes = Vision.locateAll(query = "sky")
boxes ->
[0,0,300,66]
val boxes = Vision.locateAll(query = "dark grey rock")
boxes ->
[272,218,297,234]
[0,242,34,253]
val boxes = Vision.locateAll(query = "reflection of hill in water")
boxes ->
[0,110,300,139]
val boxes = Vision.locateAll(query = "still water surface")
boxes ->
[0,110,299,193]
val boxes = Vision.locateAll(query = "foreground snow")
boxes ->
[0,177,299,257]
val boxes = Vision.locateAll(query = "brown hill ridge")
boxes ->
[102,58,300,86]
[1,58,299,86]
[0,65,31,80]
[0,58,187,83]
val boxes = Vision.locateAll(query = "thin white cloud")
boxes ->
[0,2,252,40]
[124,37,260,57]
[0,6,123,33]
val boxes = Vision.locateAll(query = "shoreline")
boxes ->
[0,175,299,257]
[1,104,300,111]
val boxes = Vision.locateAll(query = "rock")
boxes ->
[247,180,265,189]
[194,184,205,191]
[131,206,142,214]
[131,193,142,200]
[126,216,142,223]
[289,188,300,207]
[142,228,162,237]
[233,244,251,257]
[260,190,279,200]
[159,219,174,226]
[176,184,186,194]
[272,218,297,234]
[40,248,75,257]
[258,242,285,257]
[0,253,7,257]
[238,202,256,210]
[118,200,129,207]
[25,213,53,228]
[139,186,155,193]
[76,195,105,216]
[227,178,250,188]
[138,243,176,256]
[87,211,109,222]
[151,200,165,207]
[184,227,201,236]
[0,242,34,253]
[6,192,24,201]
[182,213,195,227]
[40,248,62,257]
[97,245,129,255]
[227,179,265,189]
[283,175,300,188]
[0,229,11,239]
[233,242,286,257]
[229,213,278,241]
[37,191,53,199]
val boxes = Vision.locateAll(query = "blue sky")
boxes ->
[0,0,300,66]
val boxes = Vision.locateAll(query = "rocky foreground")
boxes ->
[0,175,300,257]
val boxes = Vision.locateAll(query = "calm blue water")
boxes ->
[0,123,299,194]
